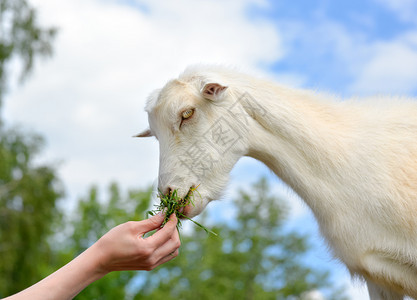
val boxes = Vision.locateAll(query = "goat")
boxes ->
[136,65,417,299]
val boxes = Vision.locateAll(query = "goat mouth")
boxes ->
[177,185,198,218]
[151,185,199,220]
[177,206,187,218]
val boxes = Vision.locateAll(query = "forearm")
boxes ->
[4,244,107,300]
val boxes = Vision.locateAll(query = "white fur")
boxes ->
[139,65,417,299]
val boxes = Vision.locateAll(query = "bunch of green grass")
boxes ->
[147,186,217,236]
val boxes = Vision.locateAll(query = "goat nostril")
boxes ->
[166,186,173,195]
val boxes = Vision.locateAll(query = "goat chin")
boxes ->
[140,65,417,300]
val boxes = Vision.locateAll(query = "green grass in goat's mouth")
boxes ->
[147,185,217,236]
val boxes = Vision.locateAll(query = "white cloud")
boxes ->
[282,16,417,96]
[349,32,417,95]
[274,9,417,96]
[374,0,417,23]
[4,0,283,204]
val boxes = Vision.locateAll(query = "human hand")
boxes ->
[91,213,180,275]
[2,213,180,300]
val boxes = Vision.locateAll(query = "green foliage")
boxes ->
[0,126,63,297]
[0,1,60,297]
[0,0,57,104]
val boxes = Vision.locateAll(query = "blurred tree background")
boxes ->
[0,0,56,106]
[0,0,60,296]
[0,1,348,299]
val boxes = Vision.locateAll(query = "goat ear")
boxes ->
[202,83,228,101]
[133,129,153,138]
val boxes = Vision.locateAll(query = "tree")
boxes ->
[0,127,63,297]
[0,0,56,106]
[0,0,59,297]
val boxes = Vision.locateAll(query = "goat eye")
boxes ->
[182,109,194,120]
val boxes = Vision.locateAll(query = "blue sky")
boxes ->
[266,0,417,95]
[4,0,417,298]
[253,0,417,95]
[254,0,413,39]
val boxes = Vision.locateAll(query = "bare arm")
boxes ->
[4,213,180,300]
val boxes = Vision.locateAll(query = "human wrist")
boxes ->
[82,242,111,280]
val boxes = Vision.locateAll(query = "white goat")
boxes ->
[137,65,417,299]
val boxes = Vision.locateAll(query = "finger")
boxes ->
[152,224,180,259]
[145,213,178,247]
[152,249,180,269]
[136,213,165,236]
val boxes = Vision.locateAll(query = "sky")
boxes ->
[3,0,417,298]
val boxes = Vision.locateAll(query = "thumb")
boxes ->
[137,213,166,235]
